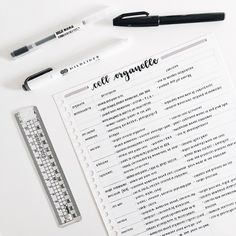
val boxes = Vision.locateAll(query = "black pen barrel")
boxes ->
[159,13,225,25]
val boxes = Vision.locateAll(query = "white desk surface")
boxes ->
[0,0,235,235]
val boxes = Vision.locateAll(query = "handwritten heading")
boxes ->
[91,57,159,91]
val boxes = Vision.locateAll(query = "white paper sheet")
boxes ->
[54,35,236,236]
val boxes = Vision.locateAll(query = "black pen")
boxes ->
[113,11,225,27]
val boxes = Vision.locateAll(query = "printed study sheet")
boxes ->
[54,35,236,236]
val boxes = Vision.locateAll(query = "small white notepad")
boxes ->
[54,35,236,236]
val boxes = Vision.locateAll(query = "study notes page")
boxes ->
[54,35,236,236]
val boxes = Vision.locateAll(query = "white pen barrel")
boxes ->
[61,38,129,74]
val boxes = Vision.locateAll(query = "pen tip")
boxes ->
[11,46,29,58]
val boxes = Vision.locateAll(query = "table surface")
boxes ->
[0,0,235,235]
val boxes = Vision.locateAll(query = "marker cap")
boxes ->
[23,68,53,91]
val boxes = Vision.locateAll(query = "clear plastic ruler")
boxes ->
[15,106,81,226]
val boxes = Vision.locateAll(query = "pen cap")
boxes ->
[122,16,159,26]
[23,68,59,91]
[113,11,160,27]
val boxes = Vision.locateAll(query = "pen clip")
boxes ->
[113,11,160,27]
[114,11,149,20]
[113,12,149,25]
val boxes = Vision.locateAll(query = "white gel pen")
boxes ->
[11,6,111,58]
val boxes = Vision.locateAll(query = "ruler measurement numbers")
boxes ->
[15,106,81,226]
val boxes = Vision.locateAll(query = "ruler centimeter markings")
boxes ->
[15,106,81,226]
